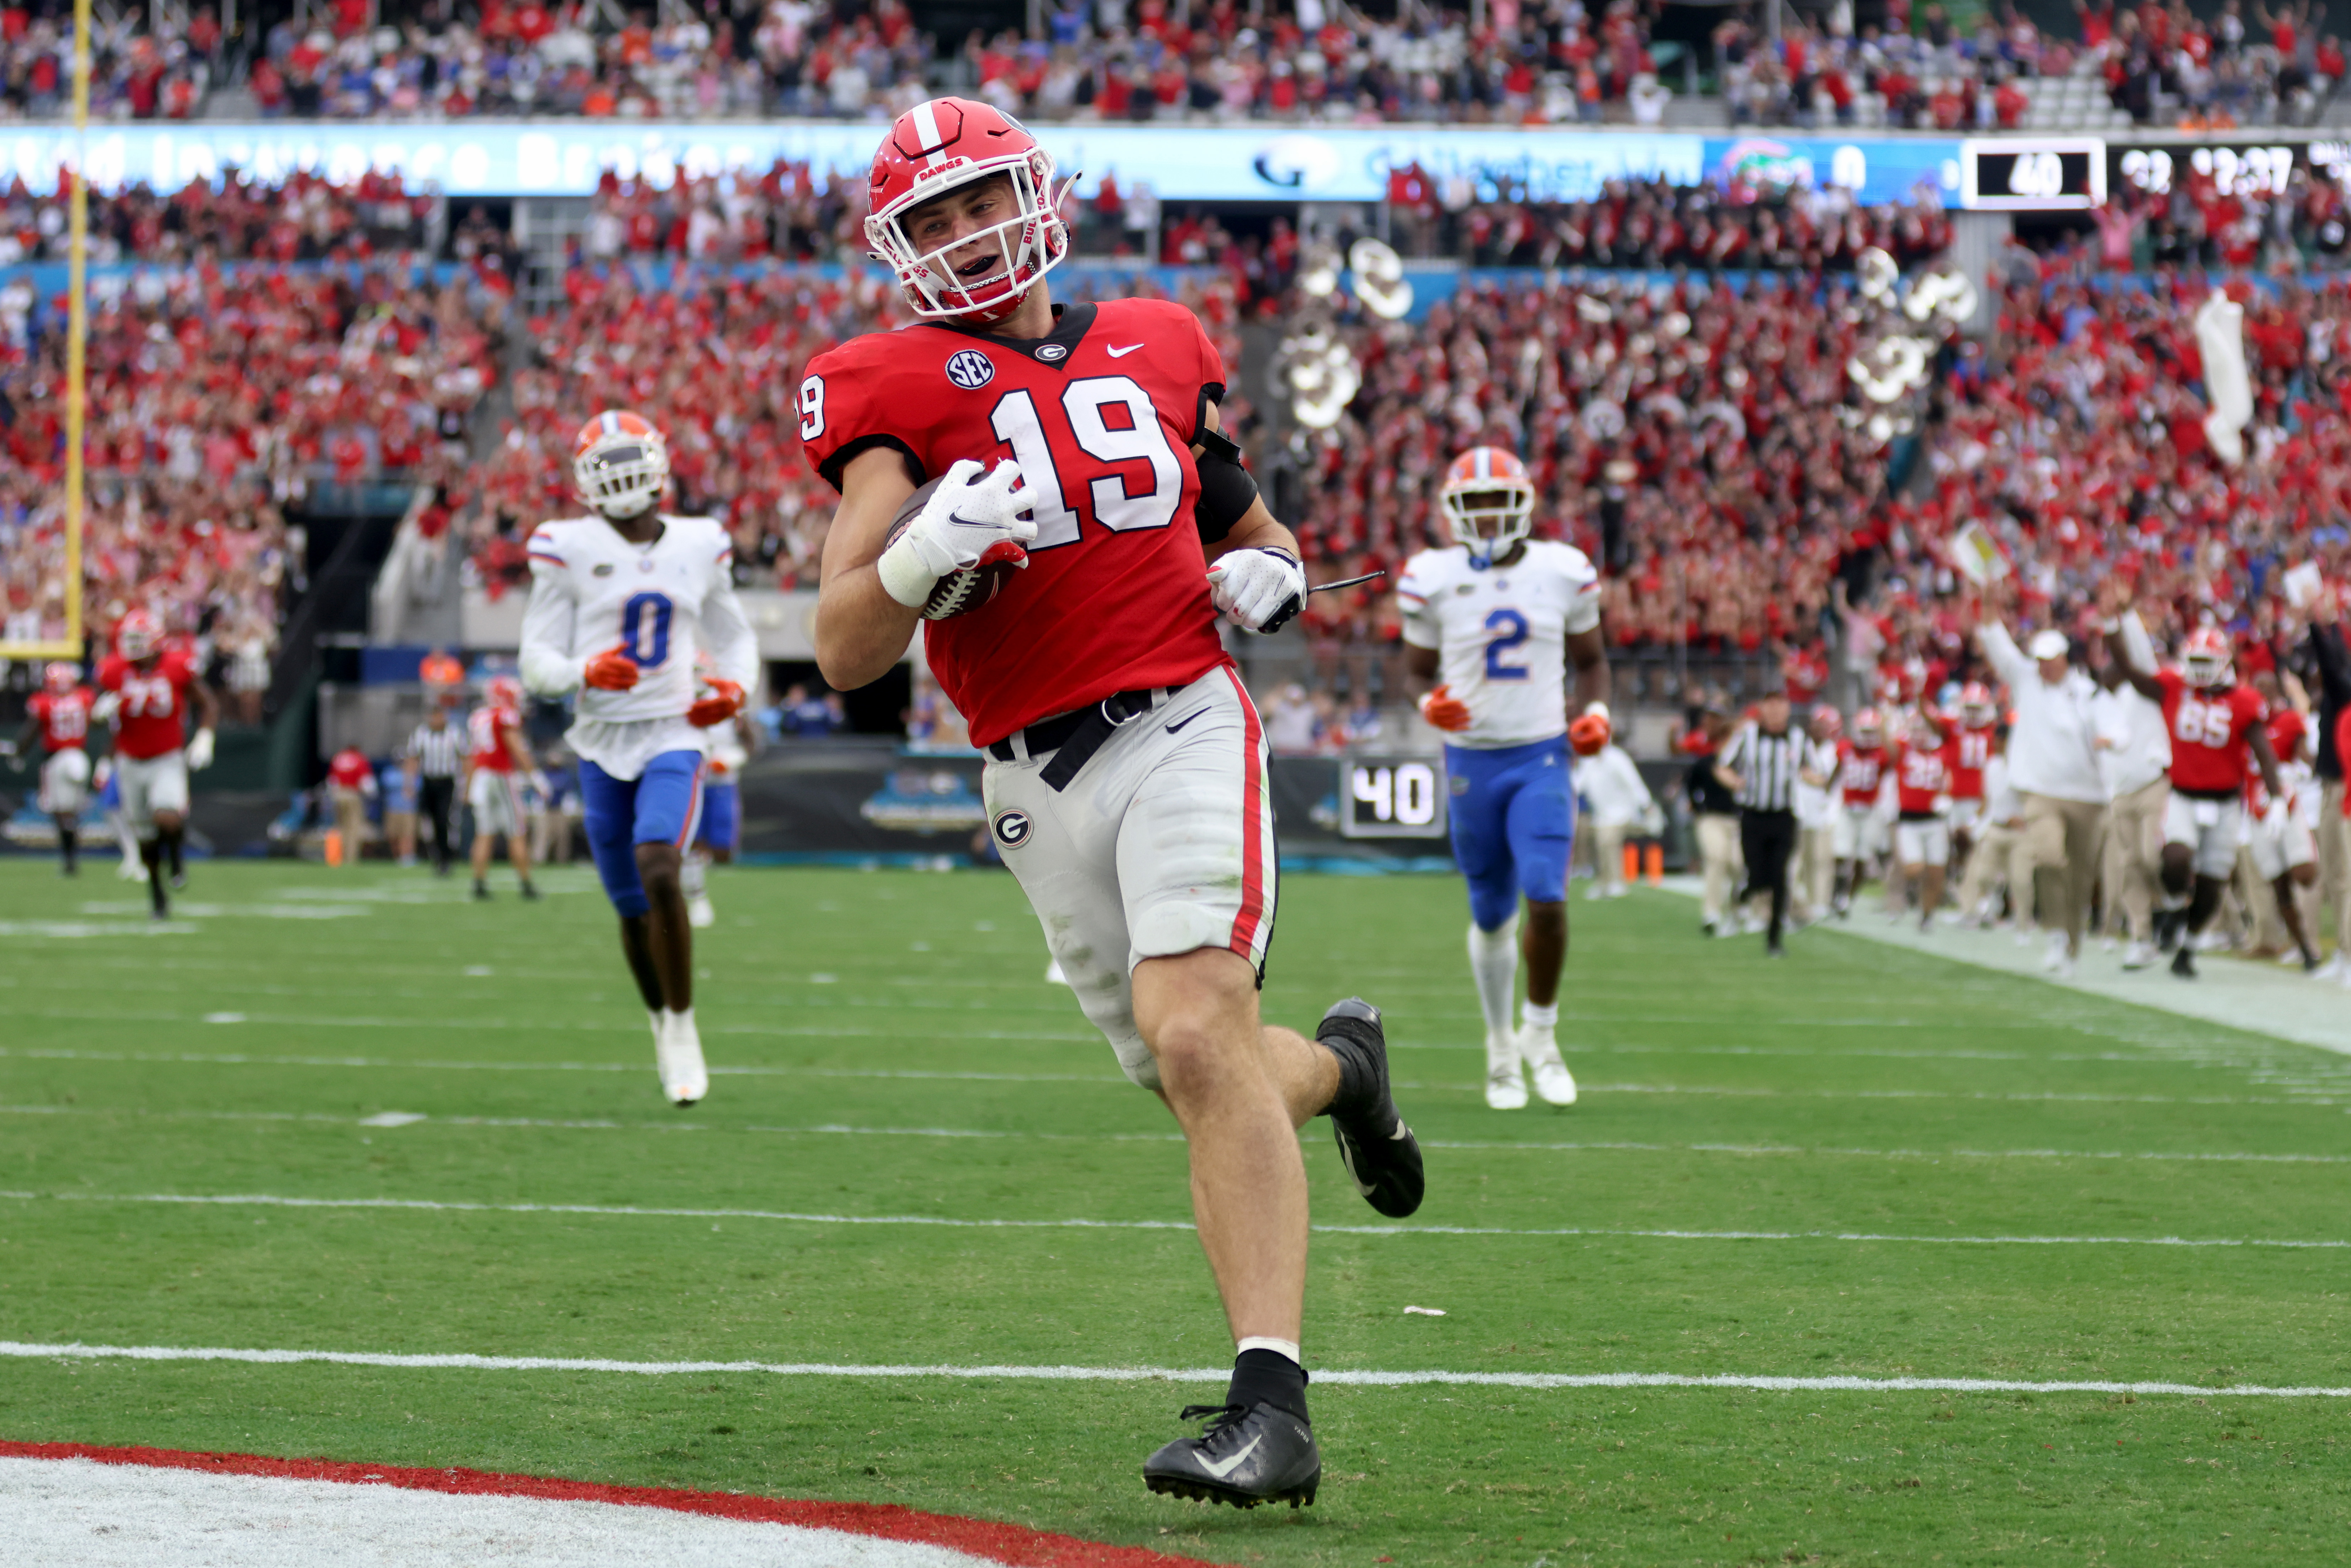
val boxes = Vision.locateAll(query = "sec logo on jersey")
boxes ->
[945,350,995,389]
[992,809,1033,848]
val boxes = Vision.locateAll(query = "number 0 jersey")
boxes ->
[1395,541,1602,749]
[798,298,1230,748]
[518,513,758,781]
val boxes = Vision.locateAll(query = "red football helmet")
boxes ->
[1957,681,1996,727]
[2182,626,2233,689]
[864,97,1072,324]
[485,673,524,712]
[1439,447,1535,567]
[574,410,670,519]
[1852,706,1884,748]
[116,609,159,662]
[1811,706,1843,738]
[43,661,80,694]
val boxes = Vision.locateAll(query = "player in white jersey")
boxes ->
[1396,447,1611,1111]
[520,411,760,1106]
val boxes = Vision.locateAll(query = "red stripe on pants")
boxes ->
[1224,666,1268,958]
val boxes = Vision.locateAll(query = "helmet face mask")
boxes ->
[44,661,79,694]
[574,411,670,520]
[1853,706,1883,748]
[117,610,159,662]
[865,99,1071,325]
[1958,682,1996,727]
[1440,448,1535,567]
[2182,629,2233,689]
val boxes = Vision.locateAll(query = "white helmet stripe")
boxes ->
[910,99,945,164]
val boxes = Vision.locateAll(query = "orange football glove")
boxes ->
[582,645,640,691]
[686,677,745,729]
[1418,684,1472,733]
[1569,710,1612,756]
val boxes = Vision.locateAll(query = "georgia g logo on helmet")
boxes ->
[864,97,1075,326]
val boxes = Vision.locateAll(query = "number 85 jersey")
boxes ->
[1397,540,1601,749]
[519,512,758,779]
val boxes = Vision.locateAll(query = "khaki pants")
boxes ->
[1794,823,1836,922]
[1696,812,1743,925]
[1956,820,2026,922]
[1592,819,1629,894]
[2101,777,2169,944]
[331,785,369,861]
[2020,792,2105,954]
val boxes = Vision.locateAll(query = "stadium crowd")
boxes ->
[0,168,438,267]
[0,260,502,697]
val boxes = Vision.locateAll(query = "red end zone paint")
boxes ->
[0,1439,1214,1568]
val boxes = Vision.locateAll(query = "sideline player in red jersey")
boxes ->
[94,609,217,918]
[464,673,543,902]
[12,662,96,875]
[1829,706,1889,916]
[1943,682,1997,891]
[1884,703,1952,928]
[2104,611,2287,979]
[803,97,1420,1510]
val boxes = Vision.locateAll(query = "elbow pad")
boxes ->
[1193,426,1259,544]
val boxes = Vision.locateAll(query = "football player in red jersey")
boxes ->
[1884,704,1952,928]
[1829,706,1889,916]
[13,662,96,876]
[94,609,218,918]
[805,98,1417,1509]
[1943,682,1998,891]
[2105,615,2287,979]
[464,673,543,902]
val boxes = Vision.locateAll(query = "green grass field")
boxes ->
[2,856,2349,1565]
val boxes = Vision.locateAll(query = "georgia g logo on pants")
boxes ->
[992,809,1033,849]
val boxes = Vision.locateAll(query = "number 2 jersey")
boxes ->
[518,512,758,781]
[1395,541,1602,749]
[797,298,1230,748]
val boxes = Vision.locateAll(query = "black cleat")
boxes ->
[472,883,493,901]
[520,882,542,902]
[1143,1402,1320,1509]
[1317,998,1424,1220]
[2171,945,2197,980]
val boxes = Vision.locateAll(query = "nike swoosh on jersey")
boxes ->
[1199,1435,1264,1479]
[1165,708,1208,734]
[1106,343,1145,357]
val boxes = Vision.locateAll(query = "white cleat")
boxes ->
[2318,953,2348,982]
[2041,930,2070,973]
[2121,940,2156,971]
[1484,1033,1529,1110]
[1044,958,1070,986]
[655,1008,709,1106]
[686,892,716,929]
[116,856,145,882]
[1519,1026,1577,1106]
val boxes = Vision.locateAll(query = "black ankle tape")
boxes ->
[1227,1347,1310,1422]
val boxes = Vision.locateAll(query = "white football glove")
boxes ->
[1205,547,1306,633]
[186,728,215,771]
[90,690,122,725]
[876,458,1037,609]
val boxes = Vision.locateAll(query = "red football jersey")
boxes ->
[800,298,1230,746]
[467,706,520,773]
[1836,740,1884,807]
[2155,667,2266,794]
[97,649,197,760]
[28,688,93,752]
[1946,724,1995,800]
[328,749,373,790]
[1891,736,1949,814]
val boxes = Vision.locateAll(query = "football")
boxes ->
[886,476,1027,621]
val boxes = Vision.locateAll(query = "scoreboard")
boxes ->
[1961,137,2105,210]
[1959,135,2351,211]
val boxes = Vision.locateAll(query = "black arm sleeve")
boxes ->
[1192,424,1259,545]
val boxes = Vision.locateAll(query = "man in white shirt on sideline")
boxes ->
[2094,643,2174,968]
[1974,578,2108,978]
[1792,707,1843,926]
[1577,736,1653,900]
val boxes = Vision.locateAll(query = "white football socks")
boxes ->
[1236,1336,1302,1367]
[1467,916,1520,1042]
[1521,1000,1559,1031]
[680,853,708,899]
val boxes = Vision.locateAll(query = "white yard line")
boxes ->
[0,1339,2342,1400]
[4,1104,2341,1167]
[1,1189,2339,1249]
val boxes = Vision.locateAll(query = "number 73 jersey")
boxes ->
[1397,541,1602,749]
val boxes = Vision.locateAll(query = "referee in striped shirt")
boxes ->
[402,705,465,876]
[1712,686,1802,956]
